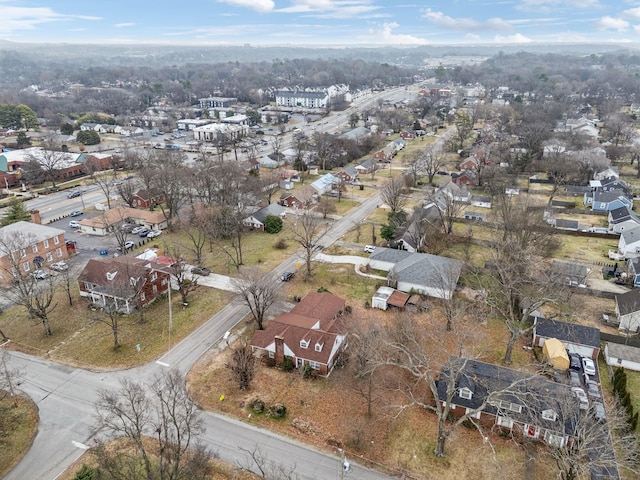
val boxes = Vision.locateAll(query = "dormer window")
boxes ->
[541,409,557,422]
[315,343,323,352]
[458,387,473,400]
[300,339,310,349]
[106,271,117,281]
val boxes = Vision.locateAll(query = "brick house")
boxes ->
[0,221,69,285]
[251,293,347,376]
[132,189,165,209]
[77,256,170,314]
[279,185,316,209]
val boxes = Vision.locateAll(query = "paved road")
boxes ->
[5,117,449,480]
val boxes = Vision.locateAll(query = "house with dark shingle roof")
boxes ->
[615,289,640,333]
[243,203,286,231]
[627,257,640,288]
[532,317,601,360]
[549,260,590,287]
[279,185,316,209]
[618,226,640,258]
[608,206,640,234]
[437,358,577,448]
[251,293,346,376]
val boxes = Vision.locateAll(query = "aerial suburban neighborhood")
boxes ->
[2,31,640,480]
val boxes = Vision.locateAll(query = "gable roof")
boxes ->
[621,226,640,246]
[369,246,414,264]
[280,184,316,204]
[534,318,600,349]
[79,206,166,229]
[616,289,640,316]
[391,252,463,292]
[250,203,286,224]
[77,256,156,295]
[593,190,630,204]
[289,292,345,323]
[550,260,589,281]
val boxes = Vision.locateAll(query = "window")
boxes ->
[496,416,513,429]
[56,248,62,258]
[46,253,53,261]
[465,408,481,419]
[315,343,323,352]
[151,272,158,281]
[140,292,146,301]
[544,431,566,448]
[268,350,274,359]
[309,360,321,370]
[162,278,167,285]
[152,285,157,294]
[300,339,309,349]
[23,262,30,272]
[53,236,59,245]
[20,248,26,258]
[490,400,522,414]
[32,245,38,253]
[541,409,557,422]
[458,387,473,400]
[44,239,49,248]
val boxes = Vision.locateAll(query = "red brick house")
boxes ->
[251,292,347,376]
[452,170,478,187]
[132,189,165,209]
[279,184,316,209]
[459,158,480,171]
[77,256,170,314]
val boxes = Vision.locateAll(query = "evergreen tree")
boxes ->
[0,197,31,226]
[264,214,283,234]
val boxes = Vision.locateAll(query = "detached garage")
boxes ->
[604,343,640,372]
[532,317,601,360]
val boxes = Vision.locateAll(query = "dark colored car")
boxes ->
[137,228,150,237]
[568,369,582,388]
[569,353,581,371]
[585,380,602,400]
[67,190,81,198]
[191,266,210,276]
[281,271,295,282]
[591,401,606,422]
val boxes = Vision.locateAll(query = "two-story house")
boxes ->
[0,221,69,285]
[77,256,170,314]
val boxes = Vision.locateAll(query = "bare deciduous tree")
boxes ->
[380,175,407,213]
[238,445,298,480]
[226,339,256,391]
[232,267,278,330]
[94,369,210,480]
[0,349,23,406]
[290,209,327,282]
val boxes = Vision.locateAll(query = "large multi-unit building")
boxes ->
[192,123,249,143]
[198,97,238,109]
[275,84,349,109]
[0,221,69,285]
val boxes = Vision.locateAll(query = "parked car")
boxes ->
[585,380,602,400]
[363,245,376,253]
[569,353,581,371]
[582,357,596,376]
[137,228,150,237]
[70,210,83,217]
[124,241,136,250]
[568,370,582,388]
[281,271,295,282]
[49,261,68,272]
[591,401,606,422]
[121,223,135,233]
[32,269,49,280]
[131,226,146,234]
[146,230,162,238]
[69,220,81,229]
[67,190,81,198]
[191,266,211,276]
[571,387,589,410]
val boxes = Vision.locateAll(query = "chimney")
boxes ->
[30,209,42,225]
[274,335,285,365]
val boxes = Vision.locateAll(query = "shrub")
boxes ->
[250,398,265,413]
[302,364,313,378]
[76,130,101,145]
[273,238,288,250]
[73,465,99,480]
[264,215,283,234]
[282,356,295,372]
[270,403,287,418]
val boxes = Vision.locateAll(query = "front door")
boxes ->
[296,358,303,368]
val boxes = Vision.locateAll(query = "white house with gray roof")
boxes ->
[618,226,640,257]
[243,203,286,231]
[368,247,462,299]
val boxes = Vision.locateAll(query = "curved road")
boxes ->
[5,122,453,480]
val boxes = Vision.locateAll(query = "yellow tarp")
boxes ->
[543,338,569,370]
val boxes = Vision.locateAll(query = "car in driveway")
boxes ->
[32,269,49,280]
[569,353,581,371]
[49,261,68,272]
[591,401,606,422]
[572,387,589,410]
[146,230,162,238]
[568,369,582,388]
[70,210,83,217]
[69,220,81,229]
[281,271,295,282]
[363,245,376,253]
[585,379,602,400]
[582,357,596,376]
[191,266,210,276]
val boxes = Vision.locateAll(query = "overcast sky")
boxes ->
[1,0,639,46]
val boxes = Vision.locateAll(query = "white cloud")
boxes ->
[517,0,601,13]
[375,22,427,45]
[422,9,511,31]
[277,0,380,18]
[216,0,275,13]
[594,16,629,31]
[624,8,640,19]
[0,4,100,33]
[464,33,481,41]
[114,23,136,28]
[493,33,532,43]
